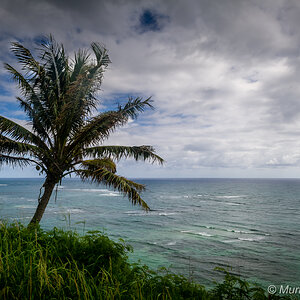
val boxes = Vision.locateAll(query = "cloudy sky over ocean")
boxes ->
[1,0,300,178]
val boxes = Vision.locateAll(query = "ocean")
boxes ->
[0,178,299,288]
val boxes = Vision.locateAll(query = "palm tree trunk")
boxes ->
[29,177,56,226]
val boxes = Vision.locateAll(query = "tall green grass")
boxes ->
[0,222,295,299]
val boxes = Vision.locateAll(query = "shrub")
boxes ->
[0,222,296,299]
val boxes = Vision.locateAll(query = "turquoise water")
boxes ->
[0,178,299,287]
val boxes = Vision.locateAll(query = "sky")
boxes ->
[1,0,300,178]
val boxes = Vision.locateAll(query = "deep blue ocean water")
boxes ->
[0,178,299,288]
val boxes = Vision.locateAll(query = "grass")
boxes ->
[0,221,296,299]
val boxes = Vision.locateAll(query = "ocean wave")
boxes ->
[223,236,265,243]
[160,195,182,199]
[181,230,212,237]
[65,188,120,196]
[124,210,177,216]
[238,236,265,242]
[223,239,240,243]
[224,202,242,206]
[193,225,270,237]
[0,184,8,186]
[205,225,215,229]
[98,192,120,197]
[65,208,84,213]
[215,195,245,199]
[197,232,213,237]
[227,229,270,236]
[124,210,145,215]
[14,205,35,209]
[158,212,177,216]
[227,229,252,234]
[49,207,85,214]
[166,241,177,246]
[68,188,110,192]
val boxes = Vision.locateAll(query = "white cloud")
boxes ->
[1,0,300,178]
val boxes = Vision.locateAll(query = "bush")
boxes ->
[0,222,296,299]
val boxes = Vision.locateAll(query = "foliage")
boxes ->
[0,222,296,299]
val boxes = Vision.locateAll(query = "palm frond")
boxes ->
[5,63,52,142]
[84,145,164,164]
[70,49,90,82]
[10,42,41,74]
[67,97,155,154]
[91,42,111,67]
[4,63,38,96]
[0,154,31,168]
[77,168,149,210]
[38,35,70,119]
[16,97,52,145]
[118,97,153,119]
[0,116,48,150]
[66,111,127,154]
[81,158,117,173]
[53,44,110,138]
[0,134,38,156]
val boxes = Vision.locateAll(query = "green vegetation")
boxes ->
[0,35,163,225]
[0,222,294,299]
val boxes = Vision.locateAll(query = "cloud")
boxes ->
[1,0,300,177]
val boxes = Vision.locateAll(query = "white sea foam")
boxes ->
[65,208,84,213]
[215,195,245,199]
[68,188,110,192]
[66,188,120,196]
[205,226,215,229]
[160,195,182,199]
[124,210,143,215]
[223,239,240,243]
[238,236,264,242]
[50,207,85,214]
[158,212,177,216]
[197,232,212,237]
[181,230,212,237]
[15,205,35,209]
[98,192,120,197]
[227,229,270,236]
[167,241,177,246]
[238,238,255,242]
[224,202,241,206]
[227,229,252,234]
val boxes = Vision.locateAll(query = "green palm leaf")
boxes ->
[81,158,117,174]
[0,116,48,150]
[0,135,38,156]
[84,145,164,164]
[0,154,32,168]
[77,167,149,210]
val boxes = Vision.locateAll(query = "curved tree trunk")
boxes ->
[29,177,56,226]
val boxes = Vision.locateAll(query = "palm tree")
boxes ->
[0,36,163,226]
